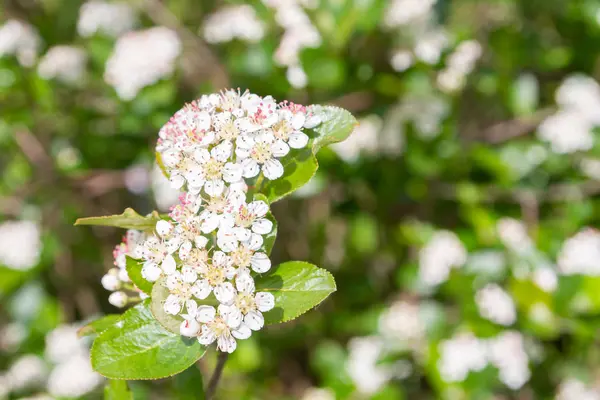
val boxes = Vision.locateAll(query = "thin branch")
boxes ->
[205,352,229,400]
[482,108,555,144]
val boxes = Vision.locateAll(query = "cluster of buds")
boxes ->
[104,89,321,353]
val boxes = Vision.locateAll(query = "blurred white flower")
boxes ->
[488,331,530,390]
[331,115,382,162]
[286,65,308,89]
[533,267,558,292]
[581,158,600,180]
[47,354,103,398]
[558,229,600,276]
[539,75,600,154]
[37,46,86,84]
[104,27,181,100]
[0,20,40,67]
[77,1,136,38]
[383,0,437,28]
[497,218,533,254]
[0,220,42,271]
[379,301,423,346]
[475,284,517,326]
[45,326,87,364]
[556,378,600,400]
[0,322,27,353]
[0,375,9,399]
[397,92,450,139]
[414,29,449,65]
[301,387,336,400]
[124,163,150,194]
[203,5,265,44]
[6,355,47,392]
[438,333,487,382]
[152,164,182,211]
[437,40,482,93]
[419,231,467,287]
[390,50,414,72]
[346,336,392,395]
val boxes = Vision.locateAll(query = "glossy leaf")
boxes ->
[255,261,336,324]
[308,105,358,152]
[91,301,206,380]
[150,278,183,334]
[126,256,153,295]
[78,314,122,337]
[104,380,133,400]
[261,148,318,203]
[74,208,161,232]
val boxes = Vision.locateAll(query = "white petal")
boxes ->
[226,189,247,209]
[181,266,197,283]
[291,113,306,130]
[170,174,185,189]
[248,201,269,217]
[161,254,177,275]
[216,230,238,252]
[271,139,290,158]
[165,272,181,290]
[195,235,209,248]
[241,159,260,178]
[164,294,182,315]
[232,323,252,340]
[288,132,309,149]
[196,305,216,323]
[211,141,233,162]
[180,319,200,337]
[156,220,172,237]
[194,148,211,163]
[220,304,243,328]
[304,115,321,128]
[212,251,229,267]
[251,253,271,273]
[192,279,211,299]
[165,237,182,254]
[264,112,279,128]
[179,240,192,260]
[223,162,242,183]
[214,282,235,304]
[141,263,161,282]
[244,310,264,331]
[255,292,275,312]
[236,270,256,293]
[161,150,181,167]
[185,171,205,189]
[217,333,237,353]
[234,227,251,242]
[201,213,221,233]
[245,233,263,251]
[252,218,273,235]
[198,325,216,345]
[262,159,284,180]
[186,299,198,316]
[236,134,255,150]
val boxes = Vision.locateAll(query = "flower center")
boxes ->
[172,281,193,300]
[205,265,226,286]
[187,249,209,270]
[203,159,224,180]
[207,196,227,213]
[209,317,229,336]
[250,142,272,164]
[230,246,253,268]
[218,120,239,141]
[272,120,291,140]
[235,206,255,228]
[235,293,256,314]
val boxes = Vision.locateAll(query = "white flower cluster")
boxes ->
[378,300,424,347]
[475,283,517,326]
[556,378,600,400]
[346,336,393,395]
[418,230,467,287]
[438,331,531,389]
[118,89,321,353]
[558,229,600,276]
[37,46,87,84]
[77,1,137,38]
[104,27,181,100]
[0,220,42,271]
[102,229,147,308]
[437,40,482,93]
[538,74,600,154]
[203,5,265,44]
[0,19,41,67]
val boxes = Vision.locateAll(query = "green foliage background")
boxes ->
[2,0,600,399]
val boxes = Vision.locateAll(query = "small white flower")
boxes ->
[101,269,121,291]
[141,233,178,280]
[272,107,310,149]
[199,188,246,233]
[220,199,273,244]
[223,233,271,273]
[197,305,252,353]
[219,269,275,331]
[163,272,200,315]
[236,132,289,180]
[191,251,237,304]
[475,284,517,326]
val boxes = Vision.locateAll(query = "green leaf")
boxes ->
[151,278,184,334]
[261,148,318,203]
[253,194,277,255]
[126,256,153,295]
[308,105,358,152]
[104,380,133,400]
[78,314,122,337]
[91,301,206,380]
[74,208,161,232]
[255,261,336,324]
[173,366,205,400]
